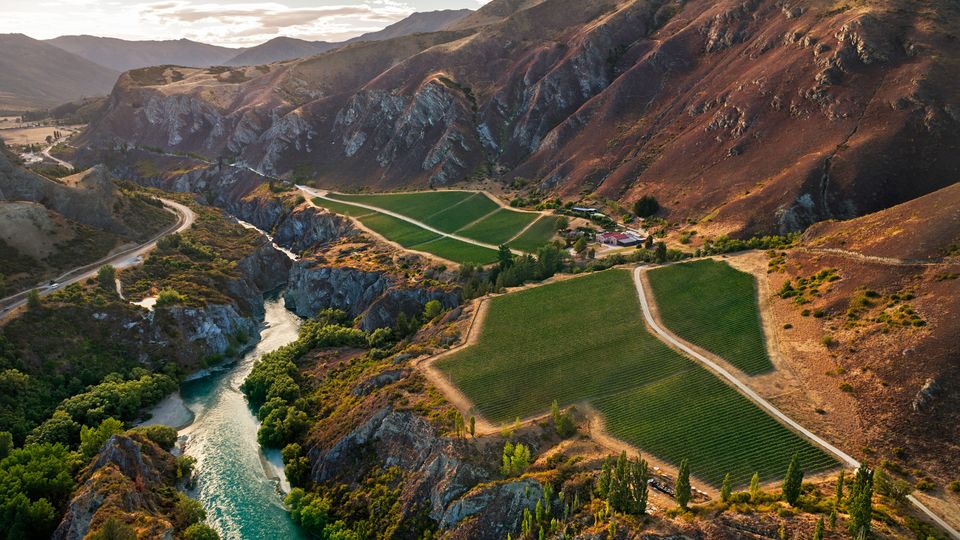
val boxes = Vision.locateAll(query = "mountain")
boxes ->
[222,9,472,66]
[223,37,338,67]
[76,0,960,238]
[0,34,119,110]
[345,9,474,43]
[45,36,243,72]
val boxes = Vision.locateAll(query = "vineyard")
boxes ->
[647,259,774,375]
[457,208,540,245]
[314,190,561,262]
[437,269,836,487]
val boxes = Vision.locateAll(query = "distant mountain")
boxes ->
[45,36,243,72]
[223,9,472,66]
[345,9,473,43]
[223,37,338,67]
[0,34,119,110]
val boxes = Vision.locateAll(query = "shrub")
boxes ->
[915,478,935,491]
[26,289,41,310]
[79,418,124,459]
[949,480,960,494]
[129,425,178,450]
[183,523,220,540]
[500,441,531,476]
[97,265,116,291]
[633,196,660,218]
[156,288,186,307]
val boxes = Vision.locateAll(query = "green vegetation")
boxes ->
[458,208,538,245]
[782,452,804,505]
[354,212,441,247]
[0,442,80,538]
[675,458,691,509]
[847,465,874,538]
[412,237,498,264]
[596,451,649,515]
[330,191,474,222]
[508,215,564,252]
[777,268,840,305]
[439,270,835,487]
[96,265,116,292]
[647,259,773,375]
[500,441,531,476]
[633,195,659,218]
[310,197,373,217]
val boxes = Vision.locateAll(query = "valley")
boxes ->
[0,0,958,538]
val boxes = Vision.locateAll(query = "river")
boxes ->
[148,296,307,539]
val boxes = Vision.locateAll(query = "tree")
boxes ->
[550,400,575,438]
[828,508,837,529]
[749,472,762,502]
[0,432,11,460]
[782,452,804,505]
[846,465,874,538]
[644,235,654,250]
[812,515,824,540]
[498,244,514,270]
[282,443,310,487]
[720,473,732,503]
[573,236,588,254]
[674,458,691,509]
[875,469,911,504]
[654,242,667,263]
[423,300,443,321]
[26,289,41,310]
[469,415,475,438]
[97,264,116,291]
[835,470,845,505]
[500,442,531,476]
[633,196,659,218]
[79,417,124,459]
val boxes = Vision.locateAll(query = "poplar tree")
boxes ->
[835,470,845,505]
[720,473,732,503]
[847,465,874,538]
[812,515,824,540]
[674,458,691,509]
[749,472,762,503]
[782,452,804,505]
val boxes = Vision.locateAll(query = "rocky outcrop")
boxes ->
[358,286,461,332]
[912,377,942,412]
[236,235,293,294]
[284,260,460,329]
[272,205,354,253]
[310,409,491,521]
[442,478,544,538]
[284,262,390,318]
[54,434,178,540]
[152,303,260,358]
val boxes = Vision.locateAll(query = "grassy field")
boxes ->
[508,215,563,252]
[457,208,539,245]
[312,197,376,218]
[437,269,835,487]
[647,259,773,375]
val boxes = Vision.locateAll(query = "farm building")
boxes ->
[597,231,644,246]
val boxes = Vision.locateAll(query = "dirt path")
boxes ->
[795,247,945,267]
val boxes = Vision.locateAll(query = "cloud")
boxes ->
[137,1,413,45]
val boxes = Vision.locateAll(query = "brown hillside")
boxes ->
[802,181,960,260]
[77,0,960,236]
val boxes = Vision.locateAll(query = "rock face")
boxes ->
[54,434,178,540]
[284,260,460,329]
[307,407,547,538]
[78,0,960,235]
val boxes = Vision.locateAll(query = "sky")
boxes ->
[0,0,485,47]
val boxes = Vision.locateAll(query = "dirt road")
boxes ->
[0,198,194,321]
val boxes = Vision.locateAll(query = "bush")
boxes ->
[129,425,178,450]
[88,517,136,540]
[174,493,206,528]
[183,523,220,540]
[97,265,116,291]
[633,196,660,218]
[949,480,960,494]
[79,417,124,459]
[500,441,531,476]
[156,288,186,307]
[26,289,41,310]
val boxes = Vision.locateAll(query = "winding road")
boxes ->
[0,198,194,321]
[297,185,529,256]
[632,266,960,540]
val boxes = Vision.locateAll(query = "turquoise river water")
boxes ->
[176,296,307,539]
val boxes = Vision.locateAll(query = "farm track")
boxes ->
[633,266,960,539]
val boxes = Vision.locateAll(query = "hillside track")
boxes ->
[633,266,960,540]
[0,198,194,322]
